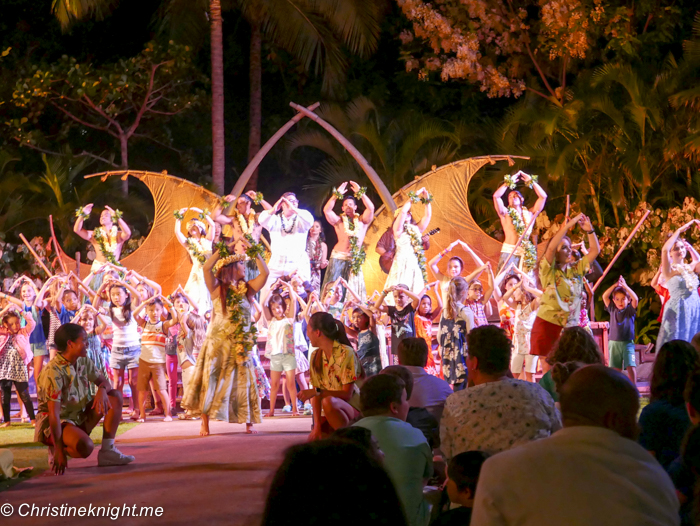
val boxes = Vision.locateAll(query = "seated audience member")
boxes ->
[262,440,407,526]
[398,337,453,421]
[355,374,433,526]
[382,365,439,448]
[539,326,604,402]
[551,361,585,398]
[34,323,134,474]
[432,451,489,526]
[471,365,680,526]
[332,426,384,464]
[440,326,561,459]
[639,339,700,471]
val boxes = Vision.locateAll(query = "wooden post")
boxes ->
[592,209,651,292]
[19,234,52,277]
[75,252,81,278]
[49,215,68,275]
[565,195,570,222]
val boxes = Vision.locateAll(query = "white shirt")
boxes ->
[403,365,453,409]
[471,426,680,526]
[440,378,561,459]
[259,209,313,279]
[110,307,140,348]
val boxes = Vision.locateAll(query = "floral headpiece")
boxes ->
[186,219,206,235]
[213,253,248,274]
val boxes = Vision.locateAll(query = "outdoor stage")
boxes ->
[1,417,311,525]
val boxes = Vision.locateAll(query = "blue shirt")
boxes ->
[607,303,636,342]
[57,305,77,325]
[24,305,45,344]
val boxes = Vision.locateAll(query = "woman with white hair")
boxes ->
[175,207,215,315]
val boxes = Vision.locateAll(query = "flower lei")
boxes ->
[225,280,257,366]
[408,191,434,204]
[236,211,257,235]
[342,214,366,276]
[173,209,184,221]
[186,237,209,265]
[672,263,700,292]
[507,207,537,271]
[75,206,89,219]
[93,226,119,265]
[405,223,428,283]
[504,173,538,190]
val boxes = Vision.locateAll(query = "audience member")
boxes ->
[440,326,560,459]
[471,365,680,526]
[540,326,604,402]
[639,339,700,470]
[262,440,407,526]
[332,426,384,463]
[355,374,433,526]
[432,451,489,526]
[398,337,453,421]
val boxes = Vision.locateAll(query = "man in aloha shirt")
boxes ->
[35,323,134,475]
[440,326,561,460]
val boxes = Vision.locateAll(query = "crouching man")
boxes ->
[35,323,135,474]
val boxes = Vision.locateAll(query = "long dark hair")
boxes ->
[109,284,132,323]
[651,340,700,405]
[309,311,352,376]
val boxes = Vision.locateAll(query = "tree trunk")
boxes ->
[210,0,225,195]
[246,19,262,192]
[120,134,129,195]
[588,179,604,228]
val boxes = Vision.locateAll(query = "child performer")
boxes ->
[414,282,442,377]
[501,269,542,382]
[9,276,49,380]
[465,263,495,326]
[167,286,200,413]
[71,304,111,392]
[439,277,475,389]
[0,304,36,426]
[491,267,521,339]
[602,276,639,386]
[375,284,421,364]
[248,296,272,404]
[133,295,178,422]
[343,302,382,378]
[262,280,300,417]
[429,239,487,306]
[306,220,328,295]
[530,213,599,373]
[174,208,215,315]
[94,280,143,419]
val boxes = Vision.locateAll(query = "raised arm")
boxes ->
[104,206,131,242]
[402,288,422,311]
[349,181,375,224]
[247,252,270,294]
[393,200,412,238]
[174,285,200,315]
[73,203,94,241]
[429,241,459,280]
[521,172,547,215]
[416,189,432,233]
[374,288,391,313]
[246,190,273,211]
[0,289,25,309]
[323,182,346,226]
[601,282,615,308]
[160,295,179,331]
[482,263,495,304]
[492,183,509,217]
[174,208,188,245]
[69,272,96,303]
[618,277,639,308]
[578,215,600,266]
[338,277,362,305]
[544,213,584,265]
[130,270,162,297]
[429,282,443,321]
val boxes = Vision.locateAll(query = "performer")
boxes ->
[657,220,700,348]
[383,188,433,305]
[181,238,269,436]
[492,171,547,272]
[306,220,328,294]
[174,207,215,315]
[74,204,131,289]
[321,181,375,302]
[257,192,314,302]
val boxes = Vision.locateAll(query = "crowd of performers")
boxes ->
[1,170,699,471]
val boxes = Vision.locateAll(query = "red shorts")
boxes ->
[530,317,564,357]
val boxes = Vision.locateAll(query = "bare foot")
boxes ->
[291,411,300,417]
[264,411,275,418]
[199,422,210,436]
[246,424,258,434]
[0,422,11,428]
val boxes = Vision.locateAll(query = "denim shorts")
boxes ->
[31,342,48,357]
[110,345,141,370]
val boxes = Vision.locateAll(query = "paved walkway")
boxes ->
[1,416,311,525]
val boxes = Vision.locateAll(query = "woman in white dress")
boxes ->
[175,208,215,315]
[383,188,432,305]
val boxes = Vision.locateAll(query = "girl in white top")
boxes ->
[262,280,300,417]
[95,279,142,419]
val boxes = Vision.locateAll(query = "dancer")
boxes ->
[248,297,272,405]
[439,277,475,388]
[375,285,422,362]
[321,181,375,302]
[530,213,599,373]
[258,192,314,303]
[182,238,269,436]
[465,263,495,326]
[71,305,111,394]
[9,276,49,380]
[493,170,547,272]
[493,270,521,339]
[35,323,134,473]
[74,204,130,289]
[175,208,215,314]
[306,220,328,294]
[602,276,638,386]
[383,188,433,303]
[429,239,487,306]
[657,220,700,348]
[0,304,36,426]
[414,282,442,377]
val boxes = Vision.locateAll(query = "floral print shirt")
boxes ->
[309,341,362,408]
[537,258,589,327]
[440,378,561,460]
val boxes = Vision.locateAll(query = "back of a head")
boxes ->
[361,374,406,417]
[445,277,468,319]
[651,340,700,405]
[685,370,700,416]
[466,325,511,375]
[381,365,414,400]
[397,337,429,368]
[548,326,604,366]
[331,427,383,463]
[692,332,700,354]
[448,451,490,494]
[559,364,639,439]
[262,441,407,526]
[551,361,586,396]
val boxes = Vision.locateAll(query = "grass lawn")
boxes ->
[0,422,138,493]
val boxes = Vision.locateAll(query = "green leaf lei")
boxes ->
[504,173,518,190]
[354,186,367,200]
[253,192,264,206]
[185,238,208,265]
[93,227,118,265]
[332,187,344,200]
[408,191,434,205]
[111,209,123,223]
[218,195,231,209]
[173,210,184,221]
[215,241,231,258]
[405,223,428,283]
[198,208,210,221]
[349,236,367,276]
[244,234,266,260]
[507,207,537,271]
[75,206,89,219]
[225,281,258,366]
